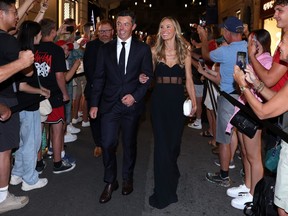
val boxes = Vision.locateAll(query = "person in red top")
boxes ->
[248,0,288,159]
[249,0,288,91]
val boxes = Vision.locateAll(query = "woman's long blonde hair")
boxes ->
[154,17,190,66]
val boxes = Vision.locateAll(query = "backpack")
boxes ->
[244,176,278,216]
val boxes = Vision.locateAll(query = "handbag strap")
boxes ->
[218,88,288,143]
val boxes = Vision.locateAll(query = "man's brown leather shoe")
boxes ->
[122,181,133,195]
[93,147,102,157]
[99,181,119,203]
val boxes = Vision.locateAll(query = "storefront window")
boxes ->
[263,17,281,54]
[64,0,75,19]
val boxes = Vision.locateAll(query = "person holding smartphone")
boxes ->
[226,29,272,210]
[197,17,247,191]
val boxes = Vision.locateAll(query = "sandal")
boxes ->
[200,130,213,138]
[208,140,217,147]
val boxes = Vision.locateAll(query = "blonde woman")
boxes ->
[149,17,196,209]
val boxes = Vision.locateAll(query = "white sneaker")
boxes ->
[64,132,77,143]
[67,123,81,134]
[21,178,48,191]
[231,193,253,210]
[72,117,83,124]
[10,175,22,185]
[227,184,250,198]
[0,192,29,214]
[81,121,90,127]
[187,120,202,129]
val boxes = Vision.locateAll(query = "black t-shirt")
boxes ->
[192,47,203,85]
[34,42,67,108]
[16,68,40,111]
[0,30,20,105]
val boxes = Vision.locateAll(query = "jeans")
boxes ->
[12,110,41,185]
[65,81,73,124]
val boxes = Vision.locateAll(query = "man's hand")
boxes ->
[63,93,70,103]
[121,94,136,107]
[0,104,11,121]
[89,107,98,119]
[19,50,34,68]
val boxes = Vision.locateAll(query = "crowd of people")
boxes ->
[1,0,288,215]
[188,0,288,215]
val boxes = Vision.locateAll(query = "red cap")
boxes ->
[55,40,74,51]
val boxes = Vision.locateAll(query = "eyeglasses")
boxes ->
[6,9,18,16]
[98,29,112,34]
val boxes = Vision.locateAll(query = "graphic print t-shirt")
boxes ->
[34,42,67,108]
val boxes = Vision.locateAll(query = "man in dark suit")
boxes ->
[83,19,114,158]
[89,10,153,203]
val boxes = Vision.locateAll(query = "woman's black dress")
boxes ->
[149,62,186,209]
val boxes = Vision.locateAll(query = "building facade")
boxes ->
[218,0,280,54]
[17,0,89,30]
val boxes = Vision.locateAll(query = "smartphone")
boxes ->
[66,26,75,33]
[236,51,247,72]
[198,58,205,67]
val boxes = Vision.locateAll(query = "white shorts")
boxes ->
[204,84,219,110]
[274,140,288,212]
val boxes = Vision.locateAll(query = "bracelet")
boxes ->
[254,81,264,92]
[240,86,248,93]
[257,83,265,93]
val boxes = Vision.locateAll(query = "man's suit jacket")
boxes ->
[90,37,153,114]
[83,39,104,99]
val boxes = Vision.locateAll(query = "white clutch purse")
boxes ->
[183,98,192,116]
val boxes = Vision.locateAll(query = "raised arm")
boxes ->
[233,65,288,119]
[34,0,49,23]
[248,40,287,87]
[197,26,211,61]
[0,50,34,83]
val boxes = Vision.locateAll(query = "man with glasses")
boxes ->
[0,0,32,213]
[89,11,153,203]
[83,19,114,158]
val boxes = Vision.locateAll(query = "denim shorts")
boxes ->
[216,94,238,144]
[194,84,204,98]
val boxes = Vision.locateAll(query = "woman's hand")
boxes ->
[197,62,206,75]
[248,34,258,58]
[139,73,149,84]
[40,87,50,98]
[233,65,247,87]
[244,65,257,84]
[188,103,197,117]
